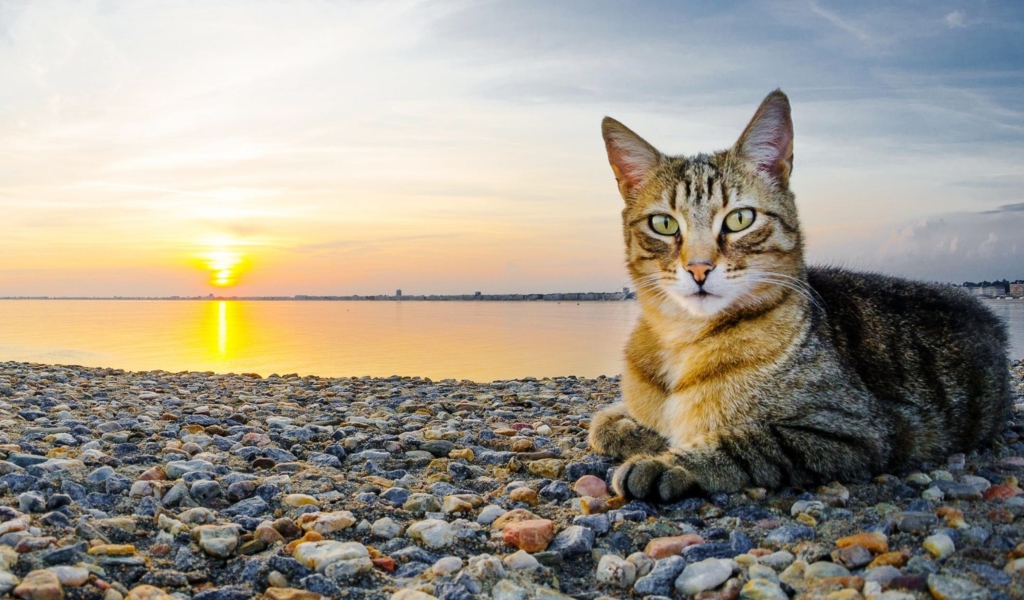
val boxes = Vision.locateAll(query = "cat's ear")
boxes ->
[735,89,794,189]
[602,117,662,200]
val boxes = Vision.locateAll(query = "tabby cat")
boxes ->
[588,90,1012,502]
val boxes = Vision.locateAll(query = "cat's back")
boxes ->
[806,266,1011,459]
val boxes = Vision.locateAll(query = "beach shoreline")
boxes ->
[0,360,1021,599]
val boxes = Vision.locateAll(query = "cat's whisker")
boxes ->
[743,276,825,313]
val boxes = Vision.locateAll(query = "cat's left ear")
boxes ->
[735,89,794,189]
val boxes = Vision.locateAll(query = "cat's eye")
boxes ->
[649,214,679,236]
[723,208,756,233]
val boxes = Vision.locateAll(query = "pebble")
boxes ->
[573,475,608,498]
[194,525,239,558]
[645,534,705,558]
[548,525,594,557]
[477,505,507,525]
[502,519,554,552]
[803,561,851,579]
[390,591,438,600]
[46,567,89,587]
[675,558,733,595]
[596,554,636,587]
[503,549,540,570]
[292,541,368,572]
[634,555,686,596]
[759,550,795,569]
[407,519,455,549]
[13,569,63,600]
[835,531,888,554]
[739,578,788,600]
[431,556,463,576]
[527,459,565,479]
[371,517,402,539]
[923,533,955,559]
[926,574,989,600]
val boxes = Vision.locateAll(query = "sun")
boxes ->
[201,249,244,288]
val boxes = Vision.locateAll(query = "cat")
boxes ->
[588,89,1012,502]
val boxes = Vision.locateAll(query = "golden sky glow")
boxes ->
[1,1,1022,296]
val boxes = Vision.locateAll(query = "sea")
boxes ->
[0,299,1021,382]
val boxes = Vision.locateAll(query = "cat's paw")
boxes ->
[612,454,696,503]
[588,405,669,460]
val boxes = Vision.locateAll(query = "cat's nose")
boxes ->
[685,262,715,285]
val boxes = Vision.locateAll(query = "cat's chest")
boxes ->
[650,347,767,446]
[656,379,757,447]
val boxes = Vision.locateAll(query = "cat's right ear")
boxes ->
[602,117,662,201]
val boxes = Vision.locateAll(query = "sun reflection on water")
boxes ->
[218,301,227,355]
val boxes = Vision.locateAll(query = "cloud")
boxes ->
[945,10,967,28]
[813,207,1024,282]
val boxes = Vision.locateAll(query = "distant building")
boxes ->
[966,285,1005,298]
[1011,283,1024,298]
[396,289,402,297]
[475,291,481,298]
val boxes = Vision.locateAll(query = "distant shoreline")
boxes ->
[1,296,1022,302]
[0,293,636,302]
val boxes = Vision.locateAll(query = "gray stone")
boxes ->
[864,566,902,585]
[572,513,610,535]
[403,493,441,515]
[804,561,850,579]
[222,496,270,518]
[897,511,937,533]
[634,556,686,597]
[765,525,815,545]
[548,525,594,557]
[932,480,983,501]
[926,574,990,600]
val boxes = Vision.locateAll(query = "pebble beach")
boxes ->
[0,360,1022,600]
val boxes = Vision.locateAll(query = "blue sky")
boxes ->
[0,0,1021,295]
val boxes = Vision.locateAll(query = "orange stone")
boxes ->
[511,439,534,452]
[125,585,176,600]
[87,544,136,556]
[285,531,324,554]
[835,532,888,555]
[255,525,286,545]
[509,487,539,506]
[264,588,321,600]
[573,475,608,498]
[748,548,773,557]
[984,484,1024,501]
[150,544,171,556]
[868,550,910,569]
[13,570,64,600]
[818,576,863,591]
[502,519,555,552]
[139,466,167,481]
[372,557,397,573]
[490,508,541,530]
[644,534,705,559]
[580,496,609,515]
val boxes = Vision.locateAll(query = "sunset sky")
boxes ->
[1,0,1022,297]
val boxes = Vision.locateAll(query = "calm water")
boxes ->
[0,299,1020,382]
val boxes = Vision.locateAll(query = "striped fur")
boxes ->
[589,90,1012,501]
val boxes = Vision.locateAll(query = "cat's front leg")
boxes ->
[611,444,744,503]
[613,418,887,502]
[588,403,669,461]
